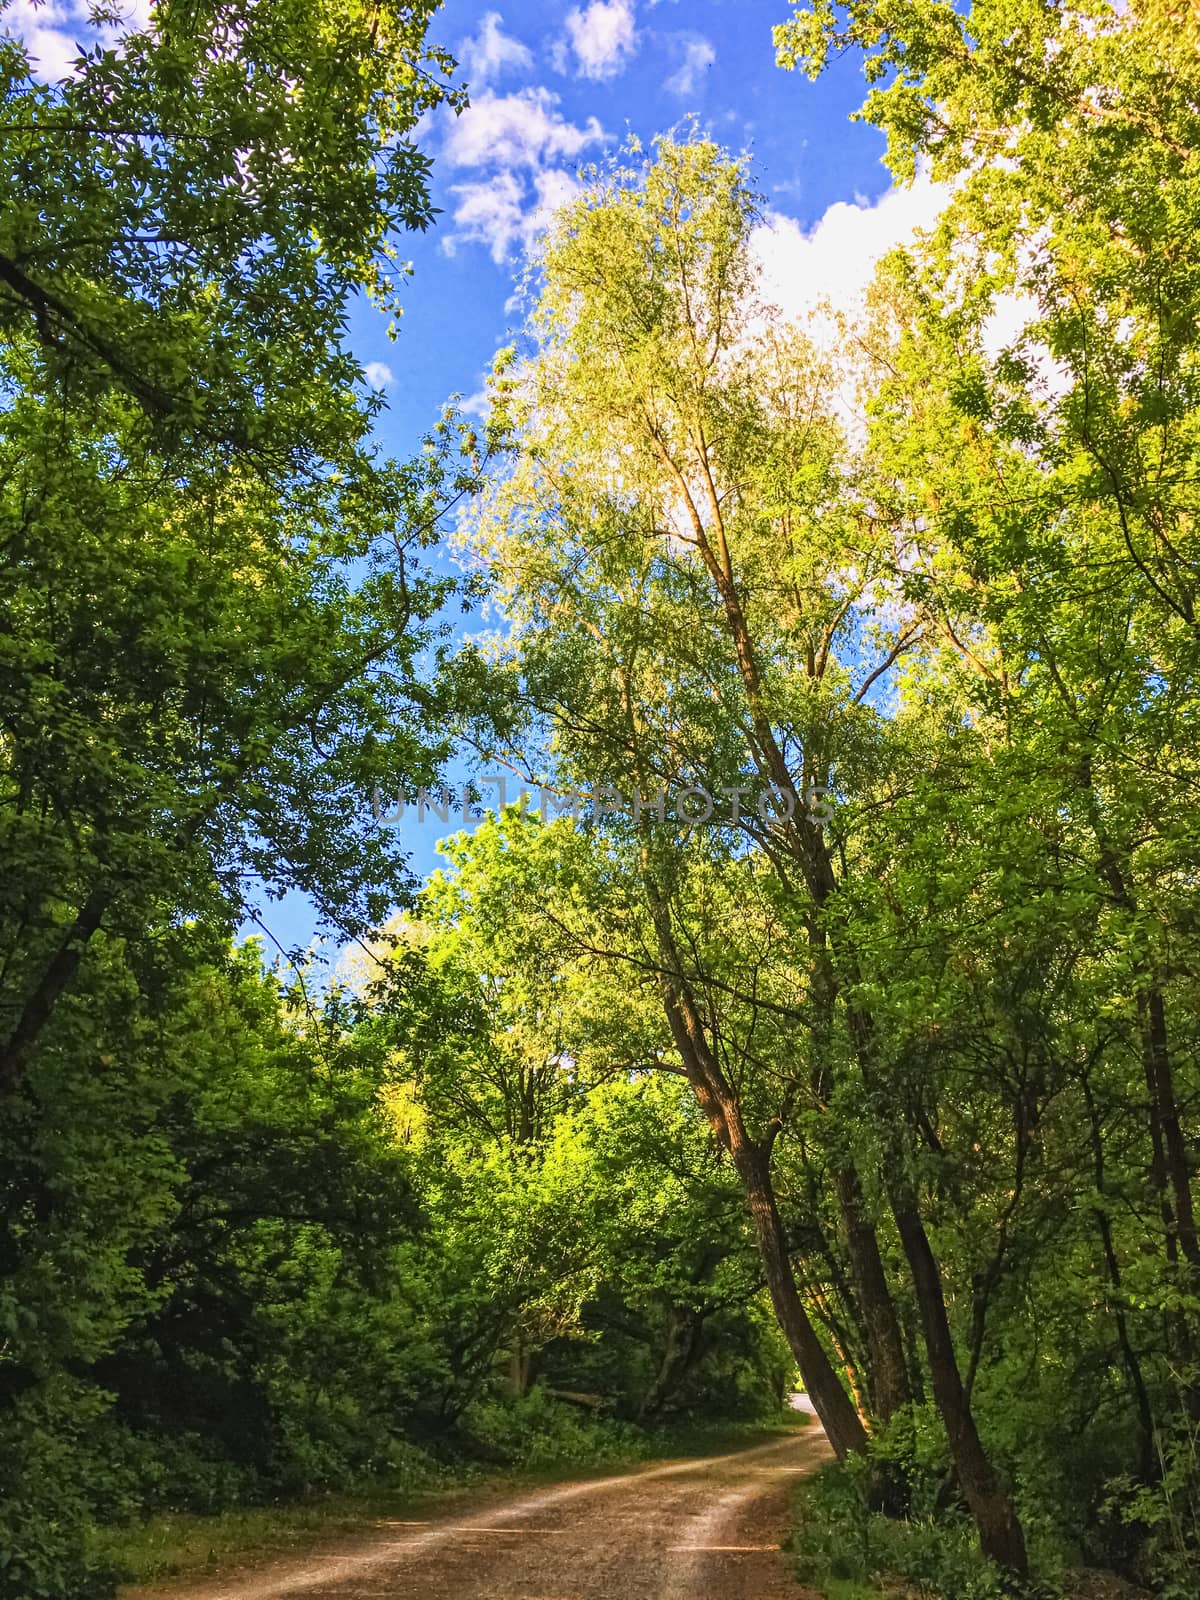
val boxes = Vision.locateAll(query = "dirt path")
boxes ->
[131,1429,831,1600]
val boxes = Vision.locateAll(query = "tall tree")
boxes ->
[460,137,1035,1565]
[0,8,468,1593]
[779,0,1200,1358]
[0,0,468,1093]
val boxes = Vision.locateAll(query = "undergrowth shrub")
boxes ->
[1104,1405,1200,1599]
[788,1456,1062,1600]
[463,1387,647,1468]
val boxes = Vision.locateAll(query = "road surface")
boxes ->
[132,1428,830,1600]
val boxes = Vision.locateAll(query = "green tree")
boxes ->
[460,135,1034,1566]
[776,1,1200,1582]
[0,0,468,1095]
[0,5,469,1592]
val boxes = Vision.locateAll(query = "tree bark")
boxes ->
[845,1001,1027,1574]
[1141,989,1199,1271]
[651,964,869,1461]
[0,887,110,1091]
[811,936,912,1428]
[638,1304,704,1420]
[1081,1071,1155,1474]
[890,1178,1028,1572]
[836,1164,911,1425]
[730,1136,869,1461]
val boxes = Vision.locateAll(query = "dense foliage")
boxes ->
[0,6,787,1594]
[2,3,1198,1599]
[448,0,1200,1584]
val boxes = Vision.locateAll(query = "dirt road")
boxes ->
[134,1429,830,1600]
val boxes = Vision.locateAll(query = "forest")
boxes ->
[1,2,1198,1598]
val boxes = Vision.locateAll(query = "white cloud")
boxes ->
[442,87,604,171]
[532,166,585,221]
[447,171,528,263]
[439,84,603,261]
[4,0,87,79]
[754,174,1057,362]
[665,35,714,97]
[556,0,637,80]
[754,176,1066,433]
[363,362,394,390]
[978,283,1069,398]
[4,0,152,80]
[448,167,585,264]
[751,177,949,437]
[459,11,531,88]
[459,386,493,420]
[752,175,949,333]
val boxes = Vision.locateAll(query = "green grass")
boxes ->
[644,1408,811,1460]
[95,1493,440,1590]
[95,1414,810,1590]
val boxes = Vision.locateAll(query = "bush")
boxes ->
[0,1385,116,1600]
[788,1459,1062,1600]
[1105,1407,1200,1599]
[462,1387,647,1469]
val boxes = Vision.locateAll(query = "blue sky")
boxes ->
[360,0,903,457]
[342,3,943,917]
[6,0,947,958]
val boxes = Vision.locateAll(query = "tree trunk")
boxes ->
[731,1137,869,1462]
[809,1285,869,1421]
[1081,1071,1155,1475]
[638,1304,703,1421]
[691,495,1021,1559]
[1141,989,1199,1271]
[891,1183,1028,1573]
[1,887,109,1090]
[1081,779,1198,1279]
[508,1335,532,1398]
[811,938,912,1428]
[650,954,869,1462]
[836,983,1027,1572]
[836,1165,911,1424]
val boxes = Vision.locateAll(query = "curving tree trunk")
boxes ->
[647,936,869,1462]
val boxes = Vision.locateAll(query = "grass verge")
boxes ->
[96,1412,810,1591]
